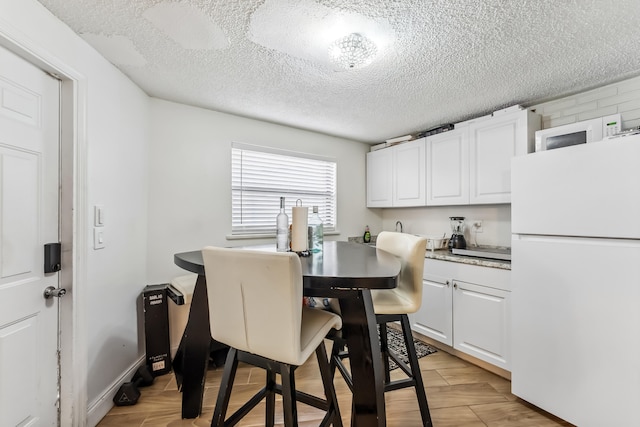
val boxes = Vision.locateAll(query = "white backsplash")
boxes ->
[379,204,512,248]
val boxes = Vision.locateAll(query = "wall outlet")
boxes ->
[473,220,483,233]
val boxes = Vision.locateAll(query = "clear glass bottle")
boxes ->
[308,206,323,253]
[276,197,289,252]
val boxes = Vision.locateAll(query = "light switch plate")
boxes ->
[94,205,105,227]
[93,227,105,249]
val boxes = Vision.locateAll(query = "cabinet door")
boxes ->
[393,138,425,206]
[511,235,640,426]
[366,149,393,207]
[453,280,510,370]
[410,271,453,346]
[426,128,469,205]
[468,110,540,204]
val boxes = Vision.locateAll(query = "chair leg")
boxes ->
[399,315,432,427]
[379,322,391,384]
[316,342,343,427]
[211,348,239,427]
[329,340,341,378]
[329,339,354,394]
[265,369,276,427]
[280,363,298,427]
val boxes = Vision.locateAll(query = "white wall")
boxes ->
[84,81,149,409]
[532,75,640,129]
[0,0,150,421]
[380,204,512,247]
[380,74,640,246]
[146,98,381,283]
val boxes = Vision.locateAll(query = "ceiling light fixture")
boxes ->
[329,33,377,69]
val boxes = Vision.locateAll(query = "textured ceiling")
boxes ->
[38,0,640,143]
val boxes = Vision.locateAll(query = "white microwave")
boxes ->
[534,114,621,152]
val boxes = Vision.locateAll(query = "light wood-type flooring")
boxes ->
[98,341,573,427]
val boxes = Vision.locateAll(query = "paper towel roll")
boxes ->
[291,206,308,252]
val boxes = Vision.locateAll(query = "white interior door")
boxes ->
[0,45,60,426]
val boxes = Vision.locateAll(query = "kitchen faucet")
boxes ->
[395,221,403,233]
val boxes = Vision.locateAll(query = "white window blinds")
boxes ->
[231,143,337,235]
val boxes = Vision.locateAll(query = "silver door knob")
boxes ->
[43,286,66,299]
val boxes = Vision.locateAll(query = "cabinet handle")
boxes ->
[445,280,450,287]
[453,282,458,289]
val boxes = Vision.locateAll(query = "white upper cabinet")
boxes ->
[426,109,540,206]
[366,147,393,207]
[367,107,540,208]
[393,138,426,206]
[366,137,425,207]
[426,126,470,206]
[468,109,541,204]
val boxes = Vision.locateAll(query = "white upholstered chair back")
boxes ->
[332,233,432,425]
[373,232,427,314]
[202,246,304,365]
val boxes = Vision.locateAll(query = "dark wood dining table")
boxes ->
[172,240,400,426]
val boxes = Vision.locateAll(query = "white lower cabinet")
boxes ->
[413,269,453,346]
[453,280,510,369]
[410,258,511,370]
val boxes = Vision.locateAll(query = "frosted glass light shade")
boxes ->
[329,33,377,69]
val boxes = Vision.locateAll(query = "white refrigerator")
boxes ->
[511,135,640,427]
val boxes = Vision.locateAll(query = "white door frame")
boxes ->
[0,22,89,425]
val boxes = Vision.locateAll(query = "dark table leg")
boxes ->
[338,290,386,427]
[173,274,211,418]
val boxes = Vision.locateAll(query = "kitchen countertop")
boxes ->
[425,249,511,270]
[348,236,511,270]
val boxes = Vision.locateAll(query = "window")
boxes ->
[231,143,337,236]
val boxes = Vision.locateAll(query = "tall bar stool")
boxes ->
[331,232,432,426]
[202,246,343,427]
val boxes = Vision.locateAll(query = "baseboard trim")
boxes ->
[87,356,146,427]
[410,329,511,380]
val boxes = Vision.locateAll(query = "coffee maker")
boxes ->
[448,216,467,251]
